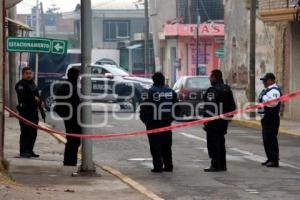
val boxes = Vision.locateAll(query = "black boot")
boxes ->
[204,160,222,172]
[266,161,279,168]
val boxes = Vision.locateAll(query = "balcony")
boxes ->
[259,0,300,22]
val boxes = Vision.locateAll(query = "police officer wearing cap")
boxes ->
[140,72,179,173]
[15,67,45,158]
[258,73,281,168]
[203,70,236,172]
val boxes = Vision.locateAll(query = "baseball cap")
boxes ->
[260,73,276,81]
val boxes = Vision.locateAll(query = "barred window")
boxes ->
[176,0,224,23]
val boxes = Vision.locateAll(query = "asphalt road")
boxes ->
[50,112,300,200]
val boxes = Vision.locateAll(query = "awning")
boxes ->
[126,43,143,49]
[5,17,33,31]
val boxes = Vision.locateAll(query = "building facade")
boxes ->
[65,1,154,76]
[150,0,224,84]
[224,0,300,121]
[258,0,300,121]
[162,23,224,84]
[176,0,224,23]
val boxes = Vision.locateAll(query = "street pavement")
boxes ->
[48,111,300,200]
[2,116,146,200]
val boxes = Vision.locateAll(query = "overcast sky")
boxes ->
[17,0,141,14]
[17,0,81,14]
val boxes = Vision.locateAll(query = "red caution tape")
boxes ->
[5,90,300,139]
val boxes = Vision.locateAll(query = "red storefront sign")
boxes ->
[164,23,224,37]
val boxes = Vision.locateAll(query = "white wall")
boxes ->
[290,22,300,120]
[224,0,275,105]
[92,49,120,65]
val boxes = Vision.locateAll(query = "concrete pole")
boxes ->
[36,0,39,37]
[196,2,200,75]
[188,0,192,23]
[80,0,95,174]
[249,0,256,118]
[8,6,18,112]
[0,0,4,161]
[144,0,150,77]
[149,0,161,72]
[40,2,46,37]
[35,0,39,86]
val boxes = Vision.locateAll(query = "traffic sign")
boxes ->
[215,48,224,58]
[6,37,68,55]
[52,40,67,54]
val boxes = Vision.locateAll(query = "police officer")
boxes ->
[258,73,281,168]
[203,70,236,172]
[140,72,179,173]
[55,68,82,166]
[15,67,44,158]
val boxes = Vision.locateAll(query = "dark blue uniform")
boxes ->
[140,85,179,171]
[203,80,236,170]
[55,80,82,166]
[15,79,40,156]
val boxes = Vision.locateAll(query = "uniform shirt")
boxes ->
[15,79,39,110]
[55,80,81,119]
[261,84,281,108]
[140,85,179,123]
[203,81,236,118]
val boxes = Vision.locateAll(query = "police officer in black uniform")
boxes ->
[203,70,236,172]
[15,67,45,158]
[55,68,82,166]
[258,73,281,168]
[140,72,179,173]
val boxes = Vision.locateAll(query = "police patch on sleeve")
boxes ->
[17,85,24,91]
[207,92,215,101]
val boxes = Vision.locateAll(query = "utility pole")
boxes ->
[0,0,5,162]
[79,0,96,175]
[149,0,161,72]
[196,0,200,75]
[36,0,40,37]
[249,0,256,118]
[188,0,192,23]
[8,6,17,112]
[144,0,149,77]
[40,2,45,37]
[35,0,39,85]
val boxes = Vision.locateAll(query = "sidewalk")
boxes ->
[0,116,146,200]
[233,118,300,137]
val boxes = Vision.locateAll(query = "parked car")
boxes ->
[95,58,118,66]
[173,76,211,118]
[52,63,153,111]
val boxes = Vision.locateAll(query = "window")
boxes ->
[185,77,211,89]
[173,77,183,91]
[104,21,130,41]
[92,67,109,75]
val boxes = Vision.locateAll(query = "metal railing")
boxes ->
[259,0,299,10]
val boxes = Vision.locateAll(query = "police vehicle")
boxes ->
[55,63,153,111]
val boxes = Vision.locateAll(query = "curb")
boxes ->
[44,125,163,200]
[99,164,164,200]
[40,123,82,159]
[39,122,67,144]
[232,119,300,137]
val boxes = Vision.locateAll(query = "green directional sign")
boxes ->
[6,37,68,55]
[215,48,225,58]
[52,40,67,54]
